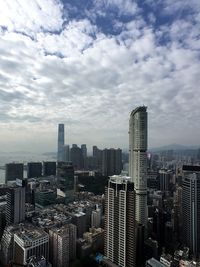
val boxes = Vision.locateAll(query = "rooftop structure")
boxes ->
[13,224,49,265]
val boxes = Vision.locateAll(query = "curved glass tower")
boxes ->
[129,106,147,226]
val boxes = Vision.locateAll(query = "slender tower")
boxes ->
[129,106,148,226]
[57,123,65,162]
[104,175,136,267]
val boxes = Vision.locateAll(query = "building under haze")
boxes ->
[64,145,71,162]
[104,175,136,267]
[81,144,87,169]
[27,162,42,178]
[129,106,148,226]
[102,148,122,176]
[70,145,83,170]
[5,163,24,183]
[57,124,65,162]
[43,161,56,176]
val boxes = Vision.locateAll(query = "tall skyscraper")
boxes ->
[6,187,25,225]
[182,165,200,257]
[129,106,148,226]
[57,124,65,162]
[104,175,136,267]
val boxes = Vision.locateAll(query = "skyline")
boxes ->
[0,0,200,152]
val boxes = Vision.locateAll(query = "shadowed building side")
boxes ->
[57,124,65,162]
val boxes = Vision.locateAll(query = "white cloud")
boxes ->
[94,0,138,16]
[0,0,200,152]
[0,0,64,36]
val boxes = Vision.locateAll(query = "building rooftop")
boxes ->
[182,165,200,172]
[146,258,165,267]
[14,224,48,245]
[16,228,47,242]
[130,106,147,116]
[109,175,131,184]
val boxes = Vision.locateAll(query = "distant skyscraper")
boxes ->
[104,175,136,267]
[27,162,42,178]
[57,124,65,162]
[81,144,87,169]
[64,145,70,162]
[6,187,25,225]
[70,145,83,170]
[129,106,148,226]
[182,165,200,257]
[5,163,24,183]
[43,161,56,176]
[93,146,103,171]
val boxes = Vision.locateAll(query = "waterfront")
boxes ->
[0,152,55,184]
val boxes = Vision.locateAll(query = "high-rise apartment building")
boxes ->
[129,106,148,226]
[49,224,76,267]
[6,187,25,225]
[57,124,65,162]
[182,165,200,257]
[104,175,136,267]
[5,163,24,183]
[102,148,122,176]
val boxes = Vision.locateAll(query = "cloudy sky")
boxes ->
[0,0,199,153]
